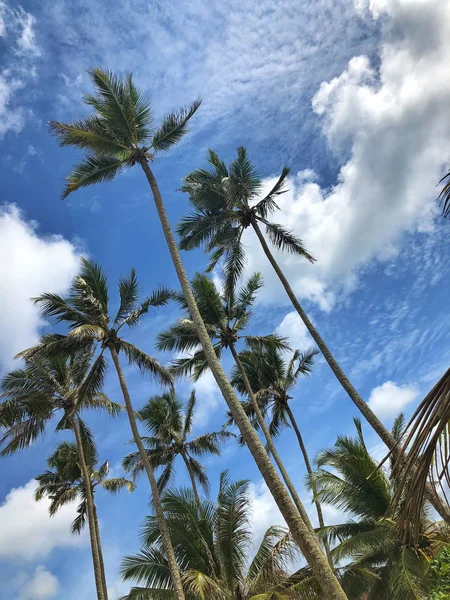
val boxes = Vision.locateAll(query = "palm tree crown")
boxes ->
[36,440,134,535]
[177,147,314,294]
[120,472,300,600]
[230,346,317,439]
[49,68,200,198]
[311,417,450,599]
[123,390,233,501]
[18,257,173,387]
[156,271,288,380]
[0,348,120,455]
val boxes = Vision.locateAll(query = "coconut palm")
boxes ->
[17,258,186,600]
[120,471,301,600]
[49,69,347,599]
[156,273,315,535]
[123,390,233,504]
[0,349,121,600]
[177,147,450,524]
[230,346,333,567]
[35,440,134,596]
[310,417,450,599]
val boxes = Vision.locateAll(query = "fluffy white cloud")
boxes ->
[368,380,418,419]
[192,370,222,429]
[276,311,312,350]
[16,566,60,600]
[248,480,285,550]
[0,205,80,371]
[0,479,86,560]
[245,0,450,310]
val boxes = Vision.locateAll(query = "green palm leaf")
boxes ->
[151,100,201,152]
[62,154,126,198]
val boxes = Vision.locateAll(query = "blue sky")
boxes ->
[0,0,449,597]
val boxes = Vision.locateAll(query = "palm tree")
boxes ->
[176,147,450,523]
[48,69,347,599]
[156,272,315,535]
[35,440,134,597]
[18,258,186,600]
[120,471,301,600]
[0,349,121,600]
[310,416,450,599]
[230,346,333,567]
[123,390,233,504]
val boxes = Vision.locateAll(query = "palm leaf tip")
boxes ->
[438,170,450,218]
[151,99,202,152]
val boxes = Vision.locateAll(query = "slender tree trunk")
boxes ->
[109,345,185,600]
[229,343,316,534]
[71,415,106,600]
[284,403,333,567]
[140,159,347,600]
[251,218,450,523]
[181,452,201,504]
[93,506,108,599]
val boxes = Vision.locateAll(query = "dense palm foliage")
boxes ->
[311,417,450,599]
[120,472,300,600]
[123,390,233,503]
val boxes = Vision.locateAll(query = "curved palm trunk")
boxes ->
[140,159,347,600]
[284,403,333,567]
[93,506,108,599]
[251,218,450,523]
[229,344,315,534]
[71,415,106,600]
[181,452,201,504]
[109,346,185,600]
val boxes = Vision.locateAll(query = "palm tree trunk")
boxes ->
[250,218,450,523]
[284,402,333,567]
[181,452,201,504]
[229,343,316,534]
[93,505,108,599]
[108,345,185,600]
[140,159,347,600]
[71,415,106,600]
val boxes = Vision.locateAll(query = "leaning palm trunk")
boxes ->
[109,347,186,600]
[71,415,107,600]
[284,403,333,567]
[140,159,347,600]
[93,506,108,599]
[229,345,315,531]
[250,219,450,523]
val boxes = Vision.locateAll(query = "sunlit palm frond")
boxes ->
[62,154,126,198]
[101,477,135,494]
[48,116,129,154]
[151,100,201,152]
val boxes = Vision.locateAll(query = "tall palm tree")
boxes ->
[156,273,315,535]
[310,417,450,599]
[48,68,347,599]
[123,390,233,504]
[176,147,450,523]
[120,472,301,600]
[0,349,121,600]
[230,345,333,567]
[35,440,134,597]
[18,258,186,600]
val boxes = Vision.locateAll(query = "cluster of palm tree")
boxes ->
[1,68,449,600]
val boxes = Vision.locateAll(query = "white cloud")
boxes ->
[15,8,40,56]
[245,0,450,310]
[192,370,222,429]
[0,74,25,138]
[248,480,285,550]
[16,566,60,600]
[0,204,80,371]
[368,380,418,420]
[276,311,312,350]
[0,479,86,560]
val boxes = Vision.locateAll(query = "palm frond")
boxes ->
[254,167,291,219]
[115,267,140,324]
[48,117,129,154]
[118,341,173,388]
[182,390,196,438]
[438,170,450,218]
[151,100,201,152]
[101,477,135,494]
[156,319,203,353]
[62,154,126,198]
[262,221,315,262]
